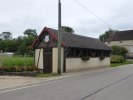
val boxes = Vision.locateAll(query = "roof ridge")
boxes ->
[74,34,98,40]
[117,30,133,33]
[107,29,133,41]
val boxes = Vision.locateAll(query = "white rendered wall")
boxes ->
[35,49,43,69]
[66,57,110,71]
[52,47,64,73]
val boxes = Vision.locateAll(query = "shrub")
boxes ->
[111,46,128,57]
[0,66,38,72]
[99,56,105,60]
[81,56,90,61]
[111,55,125,63]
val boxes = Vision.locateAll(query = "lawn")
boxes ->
[111,60,133,67]
[1,55,133,69]
[0,56,34,67]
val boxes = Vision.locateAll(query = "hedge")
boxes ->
[0,66,38,76]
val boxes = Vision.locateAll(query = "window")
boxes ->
[44,35,50,43]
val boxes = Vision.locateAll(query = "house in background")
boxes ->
[32,27,111,73]
[105,30,133,58]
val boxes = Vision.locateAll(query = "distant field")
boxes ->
[0,56,34,67]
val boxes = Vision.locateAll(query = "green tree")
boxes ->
[99,29,116,42]
[0,32,12,40]
[0,29,37,56]
[4,39,18,52]
[0,39,5,52]
[18,42,27,55]
[24,29,37,37]
[111,46,128,57]
[0,39,19,52]
[16,36,32,55]
[16,29,38,55]
[61,26,74,33]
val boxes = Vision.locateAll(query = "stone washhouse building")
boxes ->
[32,27,111,73]
[105,30,133,58]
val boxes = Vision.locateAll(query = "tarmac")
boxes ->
[0,67,110,91]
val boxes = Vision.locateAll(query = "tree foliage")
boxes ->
[99,29,115,42]
[24,29,37,37]
[111,46,128,57]
[0,32,12,40]
[61,26,74,33]
[111,55,125,63]
[0,29,37,56]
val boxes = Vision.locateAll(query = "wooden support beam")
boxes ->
[90,50,93,56]
[90,50,94,57]
[93,51,96,57]
[66,48,71,56]
[78,49,83,57]
[86,49,89,56]
[74,49,76,57]
[100,52,104,57]
[90,50,97,57]
[97,51,100,57]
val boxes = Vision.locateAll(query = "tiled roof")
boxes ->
[107,30,133,41]
[32,27,111,51]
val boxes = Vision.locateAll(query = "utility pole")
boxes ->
[58,0,62,74]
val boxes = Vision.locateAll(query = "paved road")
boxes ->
[1,64,133,100]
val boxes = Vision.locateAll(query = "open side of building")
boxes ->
[32,27,111,73]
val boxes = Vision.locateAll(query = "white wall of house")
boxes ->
[66,57,110,72]
[52,47,64,73]
[105,40,133,54]
[35,49,44,69]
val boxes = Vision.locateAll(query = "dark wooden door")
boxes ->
[63,51,66,73]
[43,48,52,73]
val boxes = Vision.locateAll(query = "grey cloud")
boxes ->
[0,0,133,38]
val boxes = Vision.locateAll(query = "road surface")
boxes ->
[1,64,133,100]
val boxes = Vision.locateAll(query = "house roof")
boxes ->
[107,30,133,41]
[32,27,111,51]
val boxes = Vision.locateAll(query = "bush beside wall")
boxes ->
[0,66,38,76]
[111,55,125,63]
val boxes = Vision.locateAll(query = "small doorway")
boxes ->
[43,48,52,73]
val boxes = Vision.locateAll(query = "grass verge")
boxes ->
[0,56,34,67]
[111,60,133,67]
[35,73,59,77]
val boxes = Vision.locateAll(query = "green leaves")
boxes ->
[99,29,115,42]
[0,29,37,56]
[111,46,128,56]
[61,26,74,33]
[111,55,125,63]
[24,29,37,37]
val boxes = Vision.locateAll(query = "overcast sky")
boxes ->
[0,0,133,38]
